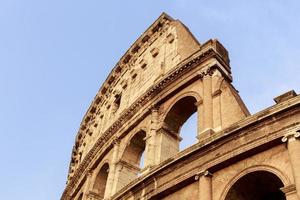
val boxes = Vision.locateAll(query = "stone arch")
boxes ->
[220,165,291,200]
[120,129,146,170]
[114,130,147,191]
[154,94,199,162]
[162,94,199,134]
[162,91,202,121]
[118,127,147,161]
[91,162,110,199]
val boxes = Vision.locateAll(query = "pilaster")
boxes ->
[200,70,215,140]
[145,107,159,167]
[110,138,120,196]
[282,127,300,199]
[113,160,141,193]
[195,170,212,200]
[155,125,181,163]
[83,171,94,200]
[195,99,204,141]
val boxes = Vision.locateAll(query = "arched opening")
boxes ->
[162,96,198,153]
[179,112,197,150]
[225,171,286,200]
[165,96,197,134]
[92,163,109,199]
[139,151,145,170]
[116,131,146,190]
[122,130,146,171]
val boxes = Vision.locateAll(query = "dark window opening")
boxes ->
[113,94,121,113]
[163,96,198,152]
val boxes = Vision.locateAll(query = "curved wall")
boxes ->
[61,13,300,200]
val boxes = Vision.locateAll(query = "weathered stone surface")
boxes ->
[61,13,300,200]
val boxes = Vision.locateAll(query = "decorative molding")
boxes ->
[195,170,212,180]
[281,126,300,143]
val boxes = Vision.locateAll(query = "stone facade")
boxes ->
[61,13,300,200]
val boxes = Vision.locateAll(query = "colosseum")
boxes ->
[61,13,300,200]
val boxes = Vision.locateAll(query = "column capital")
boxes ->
[205,68,215,76]
[282,129,300,143]
[281,126,300,199]
[195,170,212,180]
[197,67,215,78]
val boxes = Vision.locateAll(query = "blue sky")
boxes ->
[0,1,299,199]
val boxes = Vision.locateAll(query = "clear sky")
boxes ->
[0,1,299,199]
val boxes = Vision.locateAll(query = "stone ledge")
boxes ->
[274,90,298,104]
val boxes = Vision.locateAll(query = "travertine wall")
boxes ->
[163,182,198,200]
[61,13,300,200]
[72,14,201,169]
